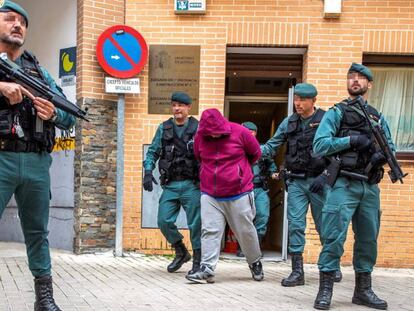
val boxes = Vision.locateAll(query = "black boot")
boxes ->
[281,253,304,287]
[187,249,201,275]
[352,272,388,310]
[167,240,191,273]
[314,271,335,310]
[334,269,343,282]
[34,275,61,311]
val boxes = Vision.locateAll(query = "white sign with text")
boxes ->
[105,77,140,94]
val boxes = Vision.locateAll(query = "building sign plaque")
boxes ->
[148,45,200,114]
[174,0,206,14]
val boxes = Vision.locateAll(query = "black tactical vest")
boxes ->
[158,117,199,185]
[285,108,326,176]
[335,99,381,173]
[0,51,55,153]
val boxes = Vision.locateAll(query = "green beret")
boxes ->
[294,83,318,98]
[171,92,192,105]
[348,63,373,81]
[242,121,257,132]
[0,1,29,27]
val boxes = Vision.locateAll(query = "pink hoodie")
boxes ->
[194,109,261,197]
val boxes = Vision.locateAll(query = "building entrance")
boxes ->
[223,47,305,260]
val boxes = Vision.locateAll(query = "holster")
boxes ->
[325,157,341,187]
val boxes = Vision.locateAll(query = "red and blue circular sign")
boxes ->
[96,25,148,79]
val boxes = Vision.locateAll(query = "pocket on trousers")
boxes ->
[321,204,343,240]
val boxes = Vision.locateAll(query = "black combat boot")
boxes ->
[334,269,343,282]
[352,272,388,310]
[34,275,61,311]
[281,253,304,286]
[167,240,191,273]
[314,271,335,310]
[187,248,201,275]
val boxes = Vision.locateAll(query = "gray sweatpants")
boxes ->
[200,192,262,275]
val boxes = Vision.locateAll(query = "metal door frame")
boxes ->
[224,92,293,261]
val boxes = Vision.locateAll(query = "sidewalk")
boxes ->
[0,242,412,311]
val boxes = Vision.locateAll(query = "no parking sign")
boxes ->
[96,25,148,79]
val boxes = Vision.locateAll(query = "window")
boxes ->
[364,55,414,154]
[368,67,414,152]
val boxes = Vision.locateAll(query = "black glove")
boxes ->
[349,134,372,151]
[368,167,384,185]
[309,173,327,195]
[370,151,387,168]
[143,170,158,192]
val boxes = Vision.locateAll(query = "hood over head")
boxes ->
[197,108,232,136]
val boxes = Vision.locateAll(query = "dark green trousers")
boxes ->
[253,187,270,237]
[286,178,324,254]
[318,177,380,273]
[158,180,201,249]
[0,151,52,277]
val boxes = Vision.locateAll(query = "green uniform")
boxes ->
[0,55,76,277]
[144,118,201,249]
[252,157,277,237]
[313,102,394,273]
[262,113,325,254]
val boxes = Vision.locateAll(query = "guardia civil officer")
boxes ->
[238,121,277,257]
[0,1,76,310]
[261,83,342,287]
[143,92,201,275]
[313,64,392,310]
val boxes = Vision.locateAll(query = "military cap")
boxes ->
[348,63,373,81]
[294,83,318,98]
[171,91,192,105]
[242,121,258,132]
[0,1,29,27]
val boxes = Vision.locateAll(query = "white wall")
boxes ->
[20,0,77,101]
[19,0,77,208]
[2,1,78,250]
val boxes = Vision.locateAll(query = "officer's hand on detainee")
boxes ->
[143,170,158,192]
[349,134,371,151]
[309,174,327,195]
[271,172,279,180]
[0,81,35,105]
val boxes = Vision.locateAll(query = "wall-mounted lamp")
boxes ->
[324,0,342,19]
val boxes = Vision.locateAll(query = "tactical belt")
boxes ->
[339,170,369,182]
[169,175,191,182]
[0,139,44,153]
[288,170,320,178]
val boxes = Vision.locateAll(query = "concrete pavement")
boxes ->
[0,242,413,311]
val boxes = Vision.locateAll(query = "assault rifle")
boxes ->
[0,53,88,121]
[351,96,407,183]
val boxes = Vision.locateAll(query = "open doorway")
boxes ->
[222,47,305,261]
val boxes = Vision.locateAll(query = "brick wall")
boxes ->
[74,0,125,252]
[77,0,414,267]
